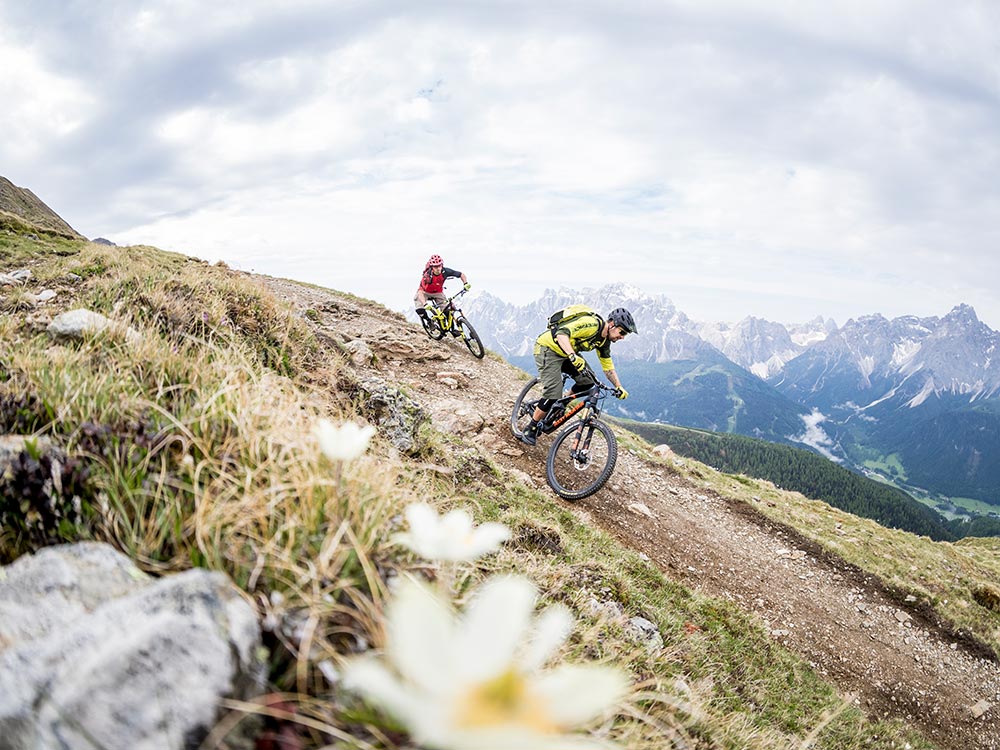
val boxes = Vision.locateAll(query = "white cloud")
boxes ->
[790,409,842,462]
[0,33,95,162]
[3,1,1000,330]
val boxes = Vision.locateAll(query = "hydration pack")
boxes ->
[548,304,599,331]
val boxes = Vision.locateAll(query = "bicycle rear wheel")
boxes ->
[457,317,485,358]
[546,419,617,500]
[420,314,445,340]
[510,377,544,439]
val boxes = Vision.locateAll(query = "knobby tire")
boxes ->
[545,419,617,500]
[510,377,543,438]
[458,317,485,358]
[420,314,445,340]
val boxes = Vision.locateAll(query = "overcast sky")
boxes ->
[2,1,998,329]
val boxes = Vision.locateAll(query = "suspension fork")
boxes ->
[569,415,595,456]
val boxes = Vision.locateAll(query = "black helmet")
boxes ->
[608,307,637,334]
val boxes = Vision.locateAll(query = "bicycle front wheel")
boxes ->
[511,377,544,439]
[546,419,618,500]
[420,314,445,340]
[457,317,485,358]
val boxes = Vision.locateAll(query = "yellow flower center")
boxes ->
[455,668,556,732]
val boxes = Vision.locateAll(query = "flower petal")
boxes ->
[435,726,616,750]
[533,664,629,728]
[466,522,512,558]
[441,508,475,536]
[455,576,537,681]
[387,576,456,691]
[519,604,573,671]
[341,657,425,727]
[397,503,442,558]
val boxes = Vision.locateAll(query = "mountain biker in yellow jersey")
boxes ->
[519,307,637,446]
[414,254,470,321]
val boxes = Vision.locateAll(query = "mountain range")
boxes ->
[464,284,1000,513]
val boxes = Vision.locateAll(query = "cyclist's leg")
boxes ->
[414,291,429,318]
[419,293,447,320]
[569,363,597,394]
[522,348,563,444]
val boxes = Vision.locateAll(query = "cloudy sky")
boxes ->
[2,0,999,329]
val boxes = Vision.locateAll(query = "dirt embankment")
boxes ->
[263,276,1000,750]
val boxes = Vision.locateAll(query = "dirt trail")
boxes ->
[263,276,1000,750]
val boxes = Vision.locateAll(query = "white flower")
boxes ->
[314,418,376,462]
[395,503,511,562]
[343,575,628,750]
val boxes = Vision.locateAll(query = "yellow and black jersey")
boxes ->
[535,313,614,370]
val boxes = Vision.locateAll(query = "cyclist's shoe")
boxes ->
[519,420,540,446]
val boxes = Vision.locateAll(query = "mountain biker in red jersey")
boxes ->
[414,254,470,320]
[519,307,637,445]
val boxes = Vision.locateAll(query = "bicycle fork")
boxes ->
[568,417,595,462]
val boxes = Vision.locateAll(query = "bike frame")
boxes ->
[428,288,469,332]
[537,369,616,435]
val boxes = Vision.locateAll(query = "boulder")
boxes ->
[429,398,485,435]
[47,308,142,346]
[358,376,428,454]
[0,543,265,750]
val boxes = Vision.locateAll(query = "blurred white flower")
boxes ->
[395,503,511,562]
[314,418,376,462]
[343,575,628,750]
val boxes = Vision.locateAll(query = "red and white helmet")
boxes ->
[426,254,444,268]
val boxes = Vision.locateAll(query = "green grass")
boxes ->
[862,452,908,481]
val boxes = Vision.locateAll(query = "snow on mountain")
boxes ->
[466,286,1000,411]
[774,305,1000,410]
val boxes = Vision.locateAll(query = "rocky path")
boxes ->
[263,276,1000,750]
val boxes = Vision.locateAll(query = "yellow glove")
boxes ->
[463,282,471,291]
[615,387,629,400]
[568,353,587,373]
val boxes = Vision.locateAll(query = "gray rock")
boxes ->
[27,289,57,305]
[343,339,375,367]
[47,308,142,346]
[429,398,485,435]
[0,270,32,286]
[970,699,992,719]
[626,616,665,651]
[0,543,265,750]
[358,376,427,454]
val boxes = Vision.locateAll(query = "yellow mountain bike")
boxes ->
[419,288,485,359]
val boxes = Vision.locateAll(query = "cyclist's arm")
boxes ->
[603,367,623,390]
[555,332,576,356]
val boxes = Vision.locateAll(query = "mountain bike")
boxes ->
[510,368,619,500]
[419,288,485,359]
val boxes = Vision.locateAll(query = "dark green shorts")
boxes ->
[533,345,596,400]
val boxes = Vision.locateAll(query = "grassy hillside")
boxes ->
[0,176,83,239]
[6,232,997,748]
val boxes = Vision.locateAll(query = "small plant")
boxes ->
[0,442,95,562]
[972,583,1000,612]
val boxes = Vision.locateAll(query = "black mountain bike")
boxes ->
[419,288,485,359]
[510,368,619,500]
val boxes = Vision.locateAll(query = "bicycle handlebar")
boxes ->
[576,364,620,396]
